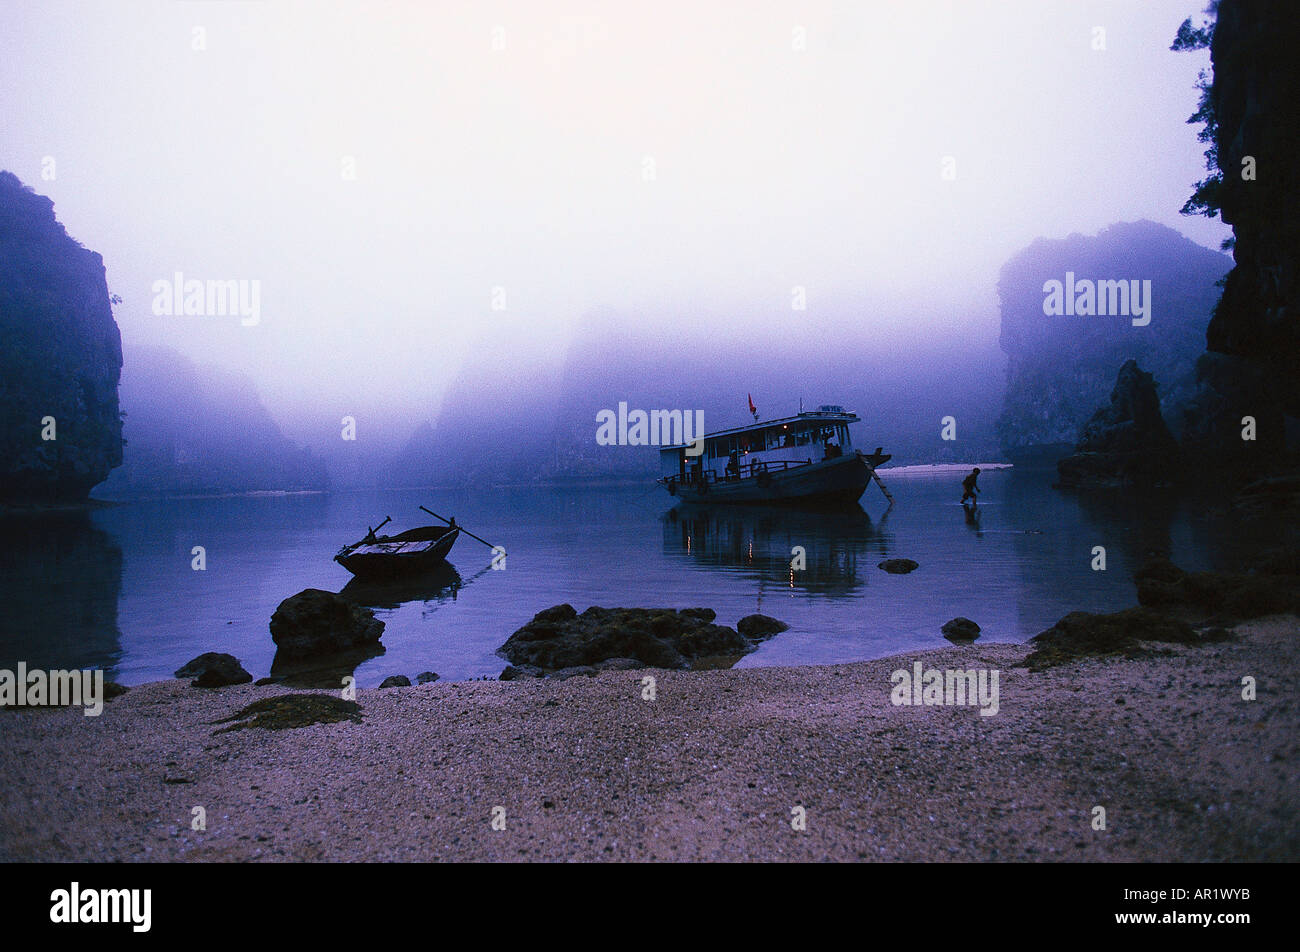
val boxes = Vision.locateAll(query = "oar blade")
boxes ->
[420,505,499,550]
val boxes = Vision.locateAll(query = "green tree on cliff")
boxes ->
[1172,4,1223,233]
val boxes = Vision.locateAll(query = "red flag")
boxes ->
[747,393,756,415]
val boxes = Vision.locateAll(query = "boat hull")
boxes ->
[335,528,459,579]
[667,452,876,506]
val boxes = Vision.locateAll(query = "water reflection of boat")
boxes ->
[339,563,463,609]
[663,503,886,596]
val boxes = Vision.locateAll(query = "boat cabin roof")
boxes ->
[659,406,860,453]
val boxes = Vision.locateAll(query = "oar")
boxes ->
[420,506,501,551]
[363,516,392,543]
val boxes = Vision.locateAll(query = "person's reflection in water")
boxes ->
[962,500,983,538]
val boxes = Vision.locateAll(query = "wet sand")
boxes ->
[1,616,1295,862]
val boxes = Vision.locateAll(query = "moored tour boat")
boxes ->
[658,405,892,506]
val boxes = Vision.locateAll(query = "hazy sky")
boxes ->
[1,0,1229,443]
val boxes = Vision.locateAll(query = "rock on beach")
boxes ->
[174,653,252,688]
[497,605,788,677]
[941,618,981,642]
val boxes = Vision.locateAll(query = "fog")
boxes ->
[1,0,1230,472]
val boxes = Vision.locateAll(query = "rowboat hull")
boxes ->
[666,452,882,506]
[334,526,459,579]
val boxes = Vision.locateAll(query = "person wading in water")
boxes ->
[961,467,981,505]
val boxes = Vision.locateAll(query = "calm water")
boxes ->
[0,466,1288,686]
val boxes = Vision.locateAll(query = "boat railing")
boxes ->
[664,457,815,491]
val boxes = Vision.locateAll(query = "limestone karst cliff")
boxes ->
[997,220,1230,459]
[1178,0,1300,470]
[1056,360,1180,488]
[0,171,123,501]
[96,346,328,498]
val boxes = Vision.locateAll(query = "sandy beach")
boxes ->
[1,615,1296,862]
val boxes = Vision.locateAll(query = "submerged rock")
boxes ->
[941,618,981,642]
[269,589,385,660]
[174,652,252,688]
[498,606,787,675]
[877,559,919,574]
[416,671,440,684]
[737,614,790,638]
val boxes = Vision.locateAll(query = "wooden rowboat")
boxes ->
[334,520,460,579]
